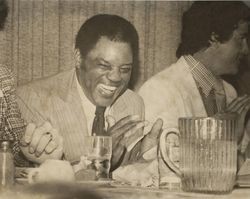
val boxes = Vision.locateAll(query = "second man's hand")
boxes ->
[225,95,250,142]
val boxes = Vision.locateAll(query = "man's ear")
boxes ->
[208,32,220,48]
[74,49,82,69]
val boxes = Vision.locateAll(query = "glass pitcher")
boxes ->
[159,116,237,194]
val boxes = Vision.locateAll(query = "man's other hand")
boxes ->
[140,118,163,159]
[107,115,147,170]
[20,121,63,164]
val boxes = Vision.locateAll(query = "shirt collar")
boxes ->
[184,55,223,97]
[76,74,96,115]
[75,74,111,127]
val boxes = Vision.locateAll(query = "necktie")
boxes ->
[200,87,226,117]
[213,80,226,113]
[92,106,106,136]
[202,88,218,116]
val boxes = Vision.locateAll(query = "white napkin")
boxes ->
[112,159,159,187]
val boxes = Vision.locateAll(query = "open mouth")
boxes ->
[98,83,118,97]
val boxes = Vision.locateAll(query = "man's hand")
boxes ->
[106,115,147,171]
[225,95,250,142]
[20,121,63,164]
[140,118,163,158]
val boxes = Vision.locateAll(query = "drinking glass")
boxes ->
[76,136,112,181]
[159,116,237,194]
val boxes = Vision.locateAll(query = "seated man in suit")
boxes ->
[139,1,250,165]
[17,14,162,170]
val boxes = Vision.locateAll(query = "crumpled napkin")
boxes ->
[112,159,159,187]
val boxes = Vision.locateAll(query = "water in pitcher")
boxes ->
[177,116,237,194]
[180,138,237,193]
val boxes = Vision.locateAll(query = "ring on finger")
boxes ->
[45,132,53,140]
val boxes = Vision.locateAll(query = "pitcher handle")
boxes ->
[159,128,181,177]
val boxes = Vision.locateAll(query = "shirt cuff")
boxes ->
[14,150,34,167]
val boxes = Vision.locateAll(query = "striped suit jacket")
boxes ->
[16,68,144,164]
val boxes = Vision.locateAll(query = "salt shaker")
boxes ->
[0,140,14,189]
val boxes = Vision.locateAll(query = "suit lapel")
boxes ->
[109,95,127,121]
[57,69,89,136]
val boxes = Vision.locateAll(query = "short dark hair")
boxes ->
[75,14,139,89]
[0,0,8,30]
[176,1,250,58]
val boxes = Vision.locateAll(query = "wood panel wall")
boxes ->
[0,0,192,90]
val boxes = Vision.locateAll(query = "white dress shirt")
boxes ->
[76,77,112,135]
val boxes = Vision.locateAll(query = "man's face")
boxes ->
[216,21,249,75]
[77,36,133,107]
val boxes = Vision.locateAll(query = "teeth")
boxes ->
[99,84,117,95]
[99,84,117,91]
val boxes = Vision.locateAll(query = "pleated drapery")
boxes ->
[0,0,192,90]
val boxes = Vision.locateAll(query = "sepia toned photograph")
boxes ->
[0,0,250,198]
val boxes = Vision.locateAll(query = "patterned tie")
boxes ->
[200,87,226,117]
[202,88,218,116]
[92,106,106,136]
[213,80,226,113]
[214,90,226,112]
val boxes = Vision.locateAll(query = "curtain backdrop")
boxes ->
[0,0,192,90]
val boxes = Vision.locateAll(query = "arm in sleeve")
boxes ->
[138,79,184,160]
[0,67,32,166]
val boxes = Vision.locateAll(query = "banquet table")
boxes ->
[95,185,250,199]
[3,167,248,199]
[2,179,249,199]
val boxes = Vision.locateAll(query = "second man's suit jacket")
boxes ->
[139,56,237,148]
